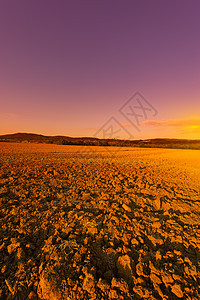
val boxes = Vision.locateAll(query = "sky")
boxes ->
[0,0,200,140]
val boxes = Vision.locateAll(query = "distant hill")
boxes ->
[0,132,200,150]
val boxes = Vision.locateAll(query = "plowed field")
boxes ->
[0,143,200,299]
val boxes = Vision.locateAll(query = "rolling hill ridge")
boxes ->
[0,133,200,150]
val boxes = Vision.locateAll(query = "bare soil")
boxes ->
[0,143,200,299]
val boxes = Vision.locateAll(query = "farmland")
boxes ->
[0,142,200,299]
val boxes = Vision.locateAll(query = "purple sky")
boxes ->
[0,0,200,139]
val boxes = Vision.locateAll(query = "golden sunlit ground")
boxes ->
[0,143,200,299]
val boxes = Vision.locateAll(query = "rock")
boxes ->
[82,271,95,294]
[133,285,152,299]
[1,265,6,273]
[152,221,161,229]
[150,273,162,285]
[162,201,171,211]
[149,261,160,276]
[172,274,182,281]
[153,197,161,210]
[38,268,63,300]
[17,247,25,260]
[0,242,5,251]
[5,279,14,294]
[155,251,162,260]
[116,255,134,284]
[135,276,145,285]
[184,264,197,277]
[7,241,20,254]
[174,250,182,256]
[28,291,38,299]
[122,204,131,212]
[87,227,98,236]
[131,238,139,246]
[161,273,174,287]
[136,261,144,277]
[111,277,129,293]
[171,283,184,298]
[148,234,164,247]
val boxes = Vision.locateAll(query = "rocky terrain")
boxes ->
[0,143,200,299]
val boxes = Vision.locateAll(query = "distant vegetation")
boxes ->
[0,132,200,150]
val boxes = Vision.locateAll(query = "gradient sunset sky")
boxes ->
[0,0,200,139]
